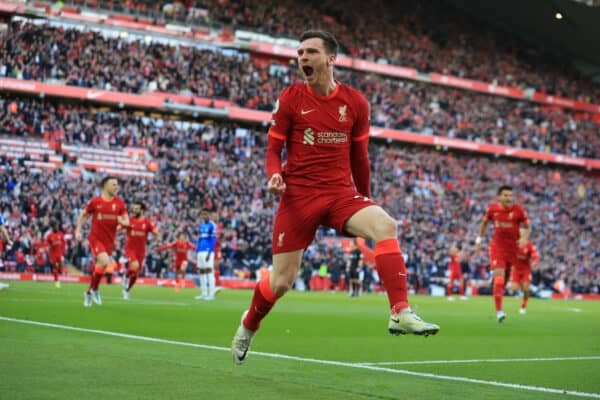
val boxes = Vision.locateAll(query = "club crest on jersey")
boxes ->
[338,105,348,122]
[112,204,116,211]
[508,212,513,220]
[303,128,315,145]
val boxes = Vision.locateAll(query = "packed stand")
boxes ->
[1,23,599,158]
[0,101,598,294]
[62,0,600,103]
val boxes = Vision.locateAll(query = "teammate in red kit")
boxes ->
[156,233,195,292]
[75,176,129,307]
[231,30,439,365]
[121,201,158,300]
[511,228,539,315]
[446,243,466,301]
[46,221,66,288]
[476,185,531,322]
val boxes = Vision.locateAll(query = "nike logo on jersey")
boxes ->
[301,109,316,115]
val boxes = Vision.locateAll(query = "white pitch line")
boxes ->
[359,356,600,366]
[1,316,599,399]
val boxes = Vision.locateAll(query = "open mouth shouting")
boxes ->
[302,65,315,79]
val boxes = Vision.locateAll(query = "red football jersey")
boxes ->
[515,241,539,270]
[449,254,461,274]
[268,82,370,188]
[157,240,195,265]
[124,217,157,255]
[46,231,66,257]
[84,196,127,246]
[35,239,47,265]
[484,203,529,251]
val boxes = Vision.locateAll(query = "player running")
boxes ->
[446,243,466,301]
[511,228,539,314]
[156,234,196,292]
[121,201,158,300]
[196,210,217,300]
[231,30,439,365]
[75,176,129,307]
[46,221,67,288]
[476,185,531,322]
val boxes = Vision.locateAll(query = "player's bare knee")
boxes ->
[371,215,397,242]
[271,275,293,297]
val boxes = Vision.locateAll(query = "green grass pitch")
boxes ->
[1,281,599,399]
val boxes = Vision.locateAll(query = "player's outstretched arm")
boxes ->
[0,225,12,246]
[118,214,130,227]
[475,219,488,252]
[75,210,89,241]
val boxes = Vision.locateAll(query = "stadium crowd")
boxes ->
[0,100,598,294]
[1,22,599,158]
[63,0,600,103]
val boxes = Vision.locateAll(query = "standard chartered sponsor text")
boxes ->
[317,131,348,144]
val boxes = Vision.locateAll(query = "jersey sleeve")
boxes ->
[519,205,530,226]
[149,219,158,234]
[267,87,294,140]
[84,198,97,214]
[484,205,494,222]
[351,92,371,141]
[118,198,127,216]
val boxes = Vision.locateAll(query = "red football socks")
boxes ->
[374,238,409,314]
[127,269,138,291]
[87,266,104,293]
[493,275,505,311]
[243,277,278,332]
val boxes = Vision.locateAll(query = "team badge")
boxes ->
[277,232,285,247]
[338,105,348,122]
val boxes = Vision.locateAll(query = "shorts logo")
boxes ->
[303,128,315,145]
[353,195,372,202]
[277,232,285,247]
[338,105,348,122]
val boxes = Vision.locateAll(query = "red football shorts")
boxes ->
[489,244,517,270]
[272,185,377,254]
[175,259,188,270]
[48,253,63,265]
[448,269,462,281]
[511,267,531,284]
[125,247,145,267]
[89,236,114,258]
